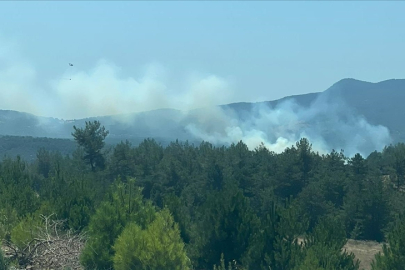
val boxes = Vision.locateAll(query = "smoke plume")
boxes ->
[0,36,392,157]
[184,90,392,157]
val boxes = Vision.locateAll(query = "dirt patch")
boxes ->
[343,239,384,270]
[296,237,384,270]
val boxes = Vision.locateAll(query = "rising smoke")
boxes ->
[0,36,392,157]
[184,88,392,157]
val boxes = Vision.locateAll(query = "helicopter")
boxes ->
[63,63,74,80]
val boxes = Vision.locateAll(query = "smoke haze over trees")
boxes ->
[1,78,405,160]
[1,1,405,269]
[1,121,405,269]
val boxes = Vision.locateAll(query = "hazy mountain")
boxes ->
[0,135,76,161]
[223,78,405,140]
[1,78,404,160]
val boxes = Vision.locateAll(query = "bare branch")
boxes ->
[4,214,86,270]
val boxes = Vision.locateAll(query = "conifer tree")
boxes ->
[72,120,109,171]
[80,178,156,269]
[113,208,191,270]
[371,215,405,270]
[295,217,360,270]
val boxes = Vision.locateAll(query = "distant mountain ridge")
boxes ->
[1,78,405,160]
[224,78,405,141]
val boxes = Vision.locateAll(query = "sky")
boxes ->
[0,1,405,119]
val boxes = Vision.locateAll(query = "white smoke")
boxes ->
[0,56,231,120]
[0,35,393,157]
[185,93,392,157]
[0,37,44,116]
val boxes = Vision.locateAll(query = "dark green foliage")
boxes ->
[34,152,98,230]
[319,150,347,209]
[113,208,191,270]
[0,244,7,270]
[80,178,156,270]
[344,153,390,241]
[245,200,307,270]
[109,140,136,180]
[213,253,240,270]
[0,157,40,217]
[36,148,52,178]
[196,186,260,269]
[72,120,109,171]
[296,217,360,270]
[371,215,405,270]
[0,206,18,242]
[162,193,192,244]
[385,143,405,189]
[296,246,358,270]
[1,130,405,270]
[0,135,76,163]
[274,139,317,200]
[296,180,337,231]
[80,200,125,269]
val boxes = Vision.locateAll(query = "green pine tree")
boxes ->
[113,208,191,270]
[295,217,360,270]
[80,178,156,269]
[72,120,109,171]
[371,215,405,270]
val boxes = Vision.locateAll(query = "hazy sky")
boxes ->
[0,1,404,118]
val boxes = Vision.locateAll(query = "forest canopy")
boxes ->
[0,122,405,270]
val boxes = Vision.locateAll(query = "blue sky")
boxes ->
[0,1,404,118]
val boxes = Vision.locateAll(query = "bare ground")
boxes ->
[296,237,384,270]
[343,239,384,270]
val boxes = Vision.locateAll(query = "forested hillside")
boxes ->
[0,136,76,162]
[1,79,405,156]
[1,121,405,270]
[0,135,159,162]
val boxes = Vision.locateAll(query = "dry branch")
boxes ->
[4,214,86,270]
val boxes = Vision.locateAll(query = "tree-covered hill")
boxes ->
[1,121,405,269]
[1,78,405,157]
[0,135,76,162]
